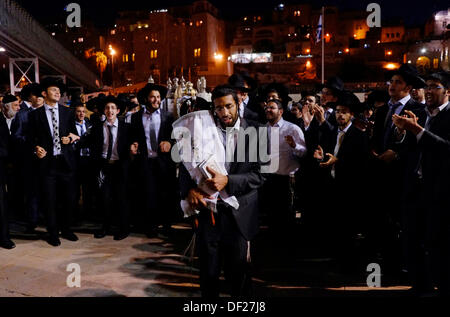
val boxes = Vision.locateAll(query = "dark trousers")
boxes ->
[99,160,129,233]
[75,156,96,221]
[141,158,177,231]
[40,156,75,236]
[0,180,10,242]
[261,173,293,236]
[401,177,433,292]
[21,161,40,229]
[197,204,252,298]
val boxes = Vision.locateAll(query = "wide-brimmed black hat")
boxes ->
[117,93,139,111]
[426,71,450,89]
[20,83,43,100]
[98,95,125,114]
[385,64,425,88]
[318,76,345,94]
[40,77,66,93]
[137,83,167,105]
[336,90,362,114]
[262,82,292,102]
[367,89,390,106]
[2,94,18,104]
[228,72,257,92]
[86,94,106,112]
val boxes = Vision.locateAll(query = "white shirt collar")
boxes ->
[24,101,32,109]
[44,103,58,111]
[218,117,240,132]
[269,117,285,128]
[145,106,160,115]
[339,121,352,133]
[105,118,118,127]
[76,120,85,126]
[389,94,411,107]
[426,102,449,118]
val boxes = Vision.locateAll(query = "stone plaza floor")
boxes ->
[0,222,413,297]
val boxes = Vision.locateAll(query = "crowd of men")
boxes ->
[0,65,449,298]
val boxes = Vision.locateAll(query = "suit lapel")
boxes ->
[39,107,52,138]
[229,119,248,174]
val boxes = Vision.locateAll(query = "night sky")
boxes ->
[15,0,450,28]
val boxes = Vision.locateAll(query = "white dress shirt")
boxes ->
[239,96,249,119]
[44,104,61,156]
[3,114,13,134]
[142,107,161,158]
[267,118,307,175]
[76,120,89,157]
[102,118,119,160]
[331,121,352,178]
[416,102,449,141]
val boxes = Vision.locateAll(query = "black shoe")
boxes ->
[48,236,61,247]
[0,239,16,249]
[61,231,79,242]
[145,229,157,238]
[94,229,107,239]
[24,226,39,235]
[113,231,129,241]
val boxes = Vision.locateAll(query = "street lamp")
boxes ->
[108,45,116,87]
[0,47,5,52]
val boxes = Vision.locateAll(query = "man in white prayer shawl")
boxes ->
[176,85,265,298]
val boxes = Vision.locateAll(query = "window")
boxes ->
[110,30,116,35]
[78,37,83,43]
[150,50,157,59]
[194,48,201,57]
[132,53,135,62]
[396,32,400,38]
[386,33,389,38]
[294,10,301,17]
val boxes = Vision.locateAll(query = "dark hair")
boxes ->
[211,85,239,107]
[291,102,303,110]
[266,99,283,110]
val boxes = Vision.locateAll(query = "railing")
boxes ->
[0,0,100,90]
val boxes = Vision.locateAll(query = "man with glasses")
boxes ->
[392,71,450,297]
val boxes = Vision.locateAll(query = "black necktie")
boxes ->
[106,125,113,160]
[149,115,158,152]
[383,103,401,150]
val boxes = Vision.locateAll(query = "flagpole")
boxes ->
[321,6,325,84]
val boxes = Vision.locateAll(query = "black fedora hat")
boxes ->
[262,82,291,101]
[86,94,107,112]
[228,73,257,92]
[385,64,425,88]
[425,71,450,89]
[336,90,362,114]
[2,94,18,104]
[137,83,168,105]
[20,83,43,100]
[318,76,345,94]
[40,77,66,93]
[98,95,125,114]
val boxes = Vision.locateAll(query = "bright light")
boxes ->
[110,49,116,56]
[377,40,381,44]
[305,48,310,54]
[306,60,312,68]
[421,48,426,53]
[384,63,400,70]
[345,48,349,53]
[326,33,330,37]
[0,47,5,52]
[408,60,412,63]
[214,52,223,61]
[386,50,392,55]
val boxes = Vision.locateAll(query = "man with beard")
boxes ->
[392,71,450,296]
[179,85,265,297]
[313,91,369,269]
[0,94,20,249]
[261,99,306,239]
[130,83,177,237]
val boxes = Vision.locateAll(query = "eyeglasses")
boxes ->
[424,85,445,90]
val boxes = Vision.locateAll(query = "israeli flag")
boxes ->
[316,14,322,43]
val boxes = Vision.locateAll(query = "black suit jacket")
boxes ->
[319,121,369,184]
[179,118,265,241]
[417,102,450,214]
[28,105,78,172]
[129,108,175,170]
